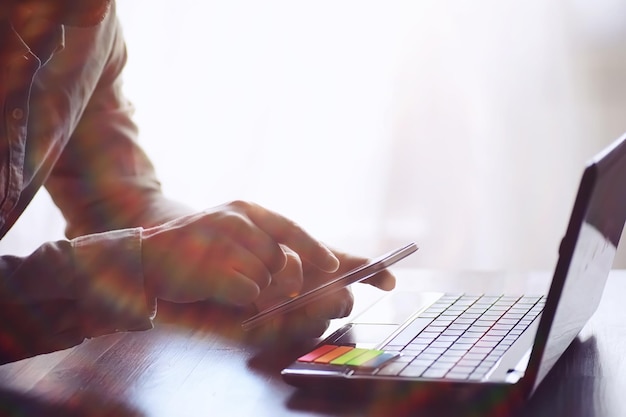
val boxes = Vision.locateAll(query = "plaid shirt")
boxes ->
[0,2,189,363]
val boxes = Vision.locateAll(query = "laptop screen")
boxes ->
[530,136,626,392]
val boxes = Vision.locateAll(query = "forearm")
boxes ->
[0,228,153,363]
[113,193,197,228]
[51,178,195,238]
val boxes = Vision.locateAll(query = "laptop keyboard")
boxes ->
[375,294,545,380]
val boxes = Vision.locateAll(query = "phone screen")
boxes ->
[241,242,418,331]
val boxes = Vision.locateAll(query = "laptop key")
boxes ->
[400,364,429,378]
[422,368,449,379]
[376,361,408,376]
[446,371,471,380]
[411,358,437,367]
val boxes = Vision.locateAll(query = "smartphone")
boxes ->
[241,242,418,331]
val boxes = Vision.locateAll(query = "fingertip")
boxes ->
[380,277,396,291]
[365,272,396,291]
[285,277,304,297]
[268,248,289,274]
[320,250,340,273]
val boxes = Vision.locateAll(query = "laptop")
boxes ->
[281,133,626,411]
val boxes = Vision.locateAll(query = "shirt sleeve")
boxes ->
[72,228,156,335]
[0,228,155,364]
[45,14,192,237]
[0,10,191,363]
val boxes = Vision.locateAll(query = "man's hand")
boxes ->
[141,201,340,306]
[141,200,396,340]
[252,248,397,339]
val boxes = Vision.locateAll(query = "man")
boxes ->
[0,0,395,363]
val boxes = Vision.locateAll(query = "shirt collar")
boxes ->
[0,18,65,66]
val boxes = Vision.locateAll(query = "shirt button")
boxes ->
[11,108,24,120]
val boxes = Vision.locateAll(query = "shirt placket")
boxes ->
[1,51,40,222]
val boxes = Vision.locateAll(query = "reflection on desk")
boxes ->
[0,269,624,417]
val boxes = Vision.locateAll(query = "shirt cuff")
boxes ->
[71,227,156,337]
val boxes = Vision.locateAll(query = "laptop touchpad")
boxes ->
[328,324,398,349]
[326,291,443,349]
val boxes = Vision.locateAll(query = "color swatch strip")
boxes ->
[297,345,398,369]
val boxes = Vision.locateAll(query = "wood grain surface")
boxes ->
[0,268,623,417]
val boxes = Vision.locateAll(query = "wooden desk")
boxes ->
[0,269,624,416]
